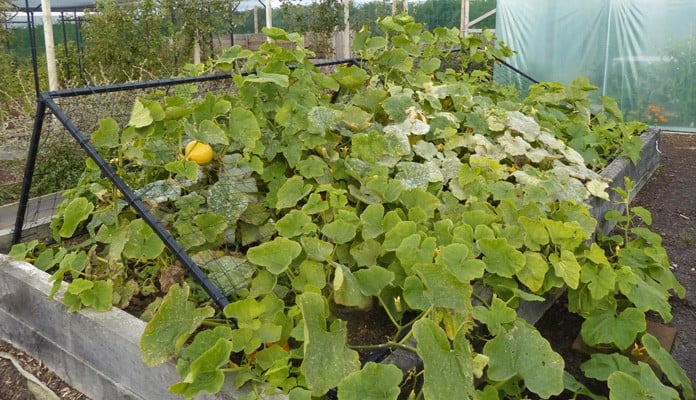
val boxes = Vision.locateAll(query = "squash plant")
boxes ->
[10,15,692,400]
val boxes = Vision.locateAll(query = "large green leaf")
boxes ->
[275,210,317,238]
[170,338,234,399]
[642,333,694,399]
[352,131,386,163]
[91,118,120,149]
[59,197,94,238]
[403,275,430,310]
[581,353,640,381]
[436,243,485,282]
[123,219,165,261]
[176,326,233,377]
[194,120,228,145]
[333,263,372,309]
[518,216,549,251]
[297,156,328,179]
[360,204,385,240]
[620,273,673,323]
[549,250,581,289]
[300,236,334,262]
[517,251,549,293]
[64,279,113,312]
[483,320,564,398]
[207,181,251,222]
[292,260,327,292]
[580,260,617,300]
[580,306,645,350]
[321,210,359,244]
[196,254,255,295]
[129,99,154,128]
[350,239,381,267]
[336,362,402,400]
[229,107,261,151]
[307,106,341,134]
[245,72,289,87]
[275,175,313,209]
[247,237,302,274]
[353,266,394,296]
[299,292,360,396]
[332,65,369,90]
[414,263,472,313]
[477,237,526,278]
[473,296,517,336]
[382,221,417,251]
[413,319,475,400]
[140,284,215,366]
[607,364,680,400]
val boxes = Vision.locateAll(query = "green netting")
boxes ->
[496,0,696,131]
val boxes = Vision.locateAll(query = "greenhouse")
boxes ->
[496,0,696,131]
[1,1,695,399]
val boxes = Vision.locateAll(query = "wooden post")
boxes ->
[265,0,272,41]
[460,0,470,37]
[343,0,350,58]
[193,30,201,64]
[41,0,58,91]
[253,5,258,34]
[392,0,398,15]
[403,0,408,14]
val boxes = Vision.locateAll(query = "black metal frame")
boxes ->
[10,55,533,309]
[11,58,360,309]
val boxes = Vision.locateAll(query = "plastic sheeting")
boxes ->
[496,0,696,131]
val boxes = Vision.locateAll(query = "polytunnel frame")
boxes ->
[10,54,534,310]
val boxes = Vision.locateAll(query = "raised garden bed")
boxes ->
[0,128,661,400]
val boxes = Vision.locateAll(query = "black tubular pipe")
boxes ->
[494,56,539,84]
[13,56,362,307]
[73,10,85,80]
[40,98,230,309]
[12,98,47,246]
[43,58,359,100]
[44,72,233,99]
[60,12,70,81]
[25,0,40,98]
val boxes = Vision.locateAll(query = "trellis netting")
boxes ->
[495,0,696,132]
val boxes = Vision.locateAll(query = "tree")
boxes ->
[80,0,240,83]
[160,0,240,64]
[0,0,13,45]
[280,0,342,57]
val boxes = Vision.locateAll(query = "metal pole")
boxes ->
[60,11,70,81]
[44,97,231,308]
[26,0,41,97]
[74,10,84,81]
[12,97,47,246]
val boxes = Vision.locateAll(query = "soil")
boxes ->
[0,340,89,400]
[0,132,694,398]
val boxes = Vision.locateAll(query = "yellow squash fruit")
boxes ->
[184,140,213,165]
